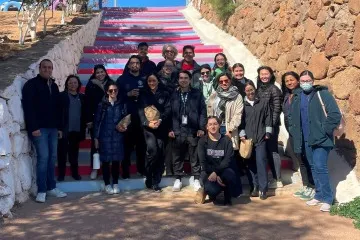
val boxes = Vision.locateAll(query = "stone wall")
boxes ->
[0,13,101,217]
[192,0,360,179]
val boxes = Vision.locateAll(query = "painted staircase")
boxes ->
[57,6,298,193]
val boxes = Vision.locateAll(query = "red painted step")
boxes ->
[77,69,124,74]
[95,36,200,42]
[83,45,222,54]
[97,27,194,32]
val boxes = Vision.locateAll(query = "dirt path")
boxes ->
[0,11,97,90]
[1,187,359,240]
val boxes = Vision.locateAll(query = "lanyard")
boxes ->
[180,92,188,115]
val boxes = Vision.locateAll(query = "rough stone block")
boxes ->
[308,52,330,79]
[0,98,11,124]
[8,95,24,125]
[331,67,360,99]
[279,28,294,53]
[328,56,348,78]
[0,156,10,170]
[353,51,360,68]
[314,29,327,48]
[11,133,25,158]
[305,19,320,43]
[349,89,360,115]
[0,128,11,156]
[308,0,322,19]
[349,0,360,15]
[18,155,33,192]
[354,16,360,51]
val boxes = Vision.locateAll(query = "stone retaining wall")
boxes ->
[0,13,101,216]
[192,0,360,180]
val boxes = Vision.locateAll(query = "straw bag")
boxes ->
[117,114,131,128]
[239,139,253,159]
[144,105,160,121]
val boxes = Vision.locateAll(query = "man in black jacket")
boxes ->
[175,45,202,90]
[195,116,236,206]
[137,42,157,76]
[256,66,283,189]
[116,55,147,178]
[22,59,67,203]
[169,70,206,192]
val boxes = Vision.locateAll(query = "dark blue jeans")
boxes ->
[248,141,268,192]
[200,168,236,200]
[303,141,333,204]
[31,128,58,193]
[266,125,281,180]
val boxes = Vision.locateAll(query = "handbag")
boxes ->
[144,105,160,121]
[239,139,253,159]
[117,114,131,129]
[317,91,345,137]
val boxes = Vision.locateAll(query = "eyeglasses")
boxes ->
[165,50,175,53]
[108,89,118,93]
[183,51,194,55]
[201,71,210,75]
[129,62,140,65]
[219,80,230,84]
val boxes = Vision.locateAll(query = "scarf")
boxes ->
[91,79,107,92]
[217,85,239,121]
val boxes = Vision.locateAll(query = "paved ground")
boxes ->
[1,187,359,240]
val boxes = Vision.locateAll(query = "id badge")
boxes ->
[182,115,188,125]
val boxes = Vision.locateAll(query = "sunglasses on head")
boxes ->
[108,89,118,93]
[201,71,210,75]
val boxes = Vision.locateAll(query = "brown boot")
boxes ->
[194,188,206,204]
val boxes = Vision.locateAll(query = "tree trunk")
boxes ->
[61,9,65,24]
[29,19,37,41]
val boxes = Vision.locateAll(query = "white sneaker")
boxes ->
[320,203,331,212]
[306,199,322,206]
[268,179,277,189]
[276,180,284,188]
[47,188,67,198]
[105,185,114,195]
[36,193,46,203]
[90,170,98,180]
[113,184,120,194]
[172,179,182,192]
[193,179,201,192]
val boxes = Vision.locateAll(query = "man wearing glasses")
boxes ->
[175,45,202,90]
[116,55,147,179]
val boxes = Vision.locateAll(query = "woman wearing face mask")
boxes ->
[282,71,315,201]
[239,81,272,200]
[212,53,231,90]
[256,66,283,189]
[199,64,215,103]
[157,59,178,94]
[138,74,171,192]
[231,63,251,98]
[288,70,341,212]
[85,64,114,180]
[57,75,86,181]
[94,83,127,195]
[156,44,180,73]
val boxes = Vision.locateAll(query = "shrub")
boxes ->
[207,0,236,21]
[330,197,360,229]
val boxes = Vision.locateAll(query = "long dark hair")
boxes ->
[281,71,300,94]
[256,66,276,87]
[213,53,229,71]
[64,75,82,92]
[89,64,112,82]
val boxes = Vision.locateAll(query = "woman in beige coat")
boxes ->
[207,73,243,150]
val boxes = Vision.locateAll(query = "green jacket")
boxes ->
[288,86,341,154]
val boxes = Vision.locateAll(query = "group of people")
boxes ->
[21,42,342,212]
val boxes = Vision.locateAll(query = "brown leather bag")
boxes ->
[117,114,131,128]
[239,139,253,159]
[144,105,160,121]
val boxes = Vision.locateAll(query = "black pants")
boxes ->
[122,114,146,178]
[200,168,236,200]
[165,138,174,176]
[144,129,165,185]
[248,141,268,192]
[172,135,200,178]
[90,128,96,169]
[267,125,281,180]
[235,151,254,190]
[102,161,120,185]
[57,131,81,178]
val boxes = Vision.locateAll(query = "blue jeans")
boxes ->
[32,128,58,193]
[248,141,268,192]
[303,141,333,204]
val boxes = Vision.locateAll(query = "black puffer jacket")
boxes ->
[256,82,283,126]
[231,77,252,98]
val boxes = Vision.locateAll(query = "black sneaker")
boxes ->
[260,191,267,200]
[152,184,162,193]
[57,176,65,182]
[145,179,152,189]
[72,175,82,181]
[251,186,259,197]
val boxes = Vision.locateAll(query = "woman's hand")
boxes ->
[116,124,127,132]
[149,120,160,129]
[208,172,217,182]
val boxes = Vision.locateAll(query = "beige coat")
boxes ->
[207,92,244,150]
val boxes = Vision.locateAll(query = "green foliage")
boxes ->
[207,0,236,21]
[330,197,360,229]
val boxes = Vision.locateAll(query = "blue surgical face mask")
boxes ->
[300,82,313,92]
